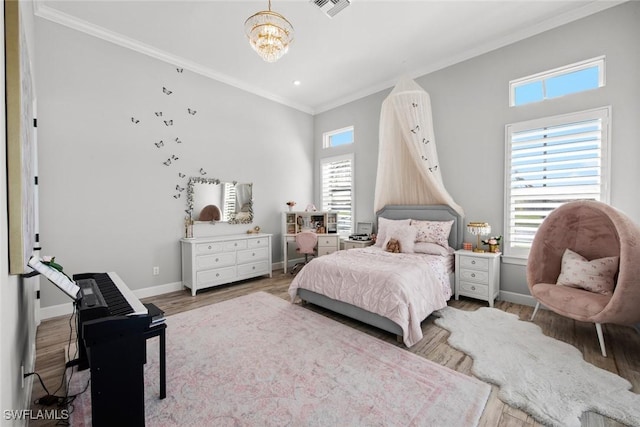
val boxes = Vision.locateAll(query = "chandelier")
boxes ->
[244,0,294,63]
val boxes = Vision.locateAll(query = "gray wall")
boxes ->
[35,18,314,309]
[1,2,40,421]
[314,1,640,300]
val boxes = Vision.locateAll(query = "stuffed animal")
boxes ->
[385,238,401,253]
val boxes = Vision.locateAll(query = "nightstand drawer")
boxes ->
[460,269,489,284]
[318,247,337,256]
[459,281,488,298]
[459,256,489,271]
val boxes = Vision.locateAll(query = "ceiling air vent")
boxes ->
[311,0,350,18]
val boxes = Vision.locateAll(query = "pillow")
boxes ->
[414,242,454,256]
[556,248,619,295]
[410,219,454,248]
[375,217,411,248]
[382,225,417,253]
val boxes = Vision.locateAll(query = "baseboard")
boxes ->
[40,280,185,320]
[498,290,537,307]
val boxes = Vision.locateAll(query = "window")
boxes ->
[321,154,353,236]
[323,126,354,148]
[504,107,610,259]
[510,56,605,106]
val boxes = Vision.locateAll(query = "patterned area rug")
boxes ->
[434,307,640,427]
[69,292,490,426]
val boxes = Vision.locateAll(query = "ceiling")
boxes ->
[34,1,622,114]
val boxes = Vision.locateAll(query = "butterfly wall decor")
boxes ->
[162,86,173,95]
[187,108,197,115]
[164,120,173,126]
[175,137,182,144]
[155,112,163,117]
[178,172,186,178]
[176,68,184,73]
[199,168,207,175]
[154,140,164,148]
[131,117,140,124]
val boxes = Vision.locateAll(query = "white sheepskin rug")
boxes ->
[434,306,640,427]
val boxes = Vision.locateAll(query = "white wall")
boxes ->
[314,1,640,299]
[34,18,314,309]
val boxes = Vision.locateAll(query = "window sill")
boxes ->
[501,255,528,266]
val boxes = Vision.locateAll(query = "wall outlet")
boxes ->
[21,365,24,388]
[153,266,160,276]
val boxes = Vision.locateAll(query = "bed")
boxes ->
[288,204,463,347]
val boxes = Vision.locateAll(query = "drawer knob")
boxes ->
[257,240,261,244]
[215,258,219,262]
[471,273,476,278]
[471,260,476,265]
[216,273,220,277]
[234,243,238,246]
[208,245,212,250]
[252,266,256,270]
[471,286,476,291]
[252,252,256,256]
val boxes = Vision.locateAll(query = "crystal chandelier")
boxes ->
[244,0,294,63]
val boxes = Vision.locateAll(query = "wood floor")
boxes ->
[30,270,640,426]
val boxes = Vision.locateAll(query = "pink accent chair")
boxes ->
[528,200,640,357]
[291,231,318,275]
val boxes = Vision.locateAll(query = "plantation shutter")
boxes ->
[505,107,610,258]
[321,155,353,235]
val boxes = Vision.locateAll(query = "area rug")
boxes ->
[68,291,490,426]
[434,306,640,427]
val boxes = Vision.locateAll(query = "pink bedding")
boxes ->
[288,247,452,347]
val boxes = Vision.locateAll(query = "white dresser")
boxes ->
[454,250,501,307]
[181,234,272,296]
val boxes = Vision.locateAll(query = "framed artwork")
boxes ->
[5,0,37,274]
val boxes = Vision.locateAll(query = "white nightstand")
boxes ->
[454,250,501,307]
[342,239,374,250]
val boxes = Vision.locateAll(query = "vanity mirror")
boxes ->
[186,177,253,224]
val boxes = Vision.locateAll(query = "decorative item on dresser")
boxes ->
[181,234,272,296]
[454,249,501,307]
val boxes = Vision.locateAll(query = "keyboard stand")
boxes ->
[143,303,167,400]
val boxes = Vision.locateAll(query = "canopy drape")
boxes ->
[374,77,463,216]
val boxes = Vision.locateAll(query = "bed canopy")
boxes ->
[374,77,463,217]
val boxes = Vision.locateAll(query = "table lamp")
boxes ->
[467,222,491,253]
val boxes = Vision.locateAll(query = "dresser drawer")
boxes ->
[459,256,489,271]
[237,247,268,264]
[459,281,488,298]
[222,240,247,251]
[248,237,269,249]
[460,269,489,284]
[197,266,236,285]
[196,242,225,255]
[318,235,339,247]
[237,260,269,277]
[196,252,236,270]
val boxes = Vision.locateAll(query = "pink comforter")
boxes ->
[288,247,452,347]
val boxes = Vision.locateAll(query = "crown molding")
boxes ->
[313,0,627,114]
[33,2,315,115]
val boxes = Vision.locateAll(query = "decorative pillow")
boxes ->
[414,242,454,256]
[375,217,411,248]
[556,248,619,295]
[382,225,417,253]
[410,219,454,248]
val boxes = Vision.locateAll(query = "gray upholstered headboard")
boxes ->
[375,204,464,249]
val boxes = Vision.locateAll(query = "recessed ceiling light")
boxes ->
[293,80,301,86]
